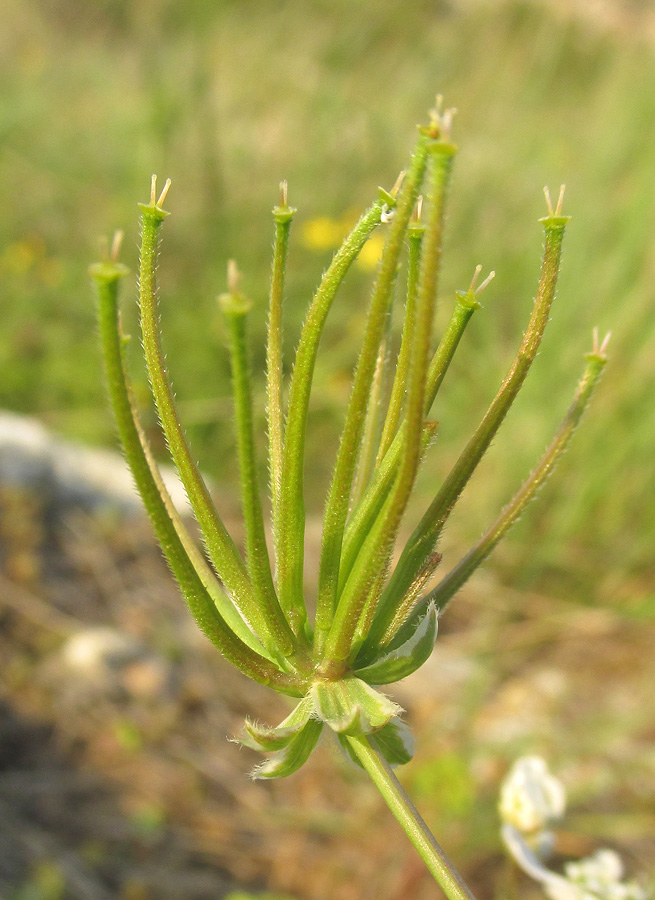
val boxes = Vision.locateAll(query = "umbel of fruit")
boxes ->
[91,100,608,900]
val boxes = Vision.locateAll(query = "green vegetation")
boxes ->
[91,71,611,891]
[225,893,294,900]
[2,0,653,606]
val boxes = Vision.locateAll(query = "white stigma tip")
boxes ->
[544,185,566,217]
[468,265,483,292]
[592,327,611,356]
[280,180,288,208]
[391,169,406,197]
[150,175,157,206]
[556,184,566,216]
[157,178,172,208]
[442,107,456,135]
[429,94,457,140]
[110,230,124,262]
[475,270,495,296]
[227,259,241,294]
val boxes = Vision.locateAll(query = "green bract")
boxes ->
[92,103,608,900]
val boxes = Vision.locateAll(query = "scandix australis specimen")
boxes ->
[91,100,612,899]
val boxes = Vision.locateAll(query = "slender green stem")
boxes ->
[340,423,435,593]
[423,289,483,415]
[277,195,389,636]
[220,272,285,642]
[346,734,477,900]
[92,257,303,695]
[340,288,479,595]
[359,286,483,651]
[137,189,299,662]
[425,344,608,614]
[314,132,433,656]
[368,549,443,657]
[267,187,295,538]
[319,142,455,673]
[374,213,570,637]
[125,332,274,659]
[376,217,425,465]
[352,337,388,510]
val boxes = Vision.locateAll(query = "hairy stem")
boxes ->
[220,279,285,644]
[374,213,569,638]
[138,194,299,662]
[352,337,388,509]
[267,189,295,538]
[376,216,425,464]
[339,258,479,605]
[423,344,608,615]
[314,132,433,655]
[320,141,455,672]
[92,259,303,694]
[346,734,477,900]
[277,196,389,637]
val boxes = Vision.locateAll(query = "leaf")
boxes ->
[353,603,438,685]
[251,719,323,779]
[237,696,313,751]
[311,678,402,735]
[371,717,414,766]
[338,718,414,768]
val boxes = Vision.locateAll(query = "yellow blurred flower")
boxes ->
[1,241,37,275]
[0,236,63,286]
[301,213,385,271]
[301,216,345,251]
[356,232,385,271]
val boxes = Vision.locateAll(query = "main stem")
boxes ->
[346,735,477,900]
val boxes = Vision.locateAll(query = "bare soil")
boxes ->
[1,483,653,900]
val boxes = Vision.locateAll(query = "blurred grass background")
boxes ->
[2,0,654,607]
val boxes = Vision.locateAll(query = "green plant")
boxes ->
[90,101,608,900]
